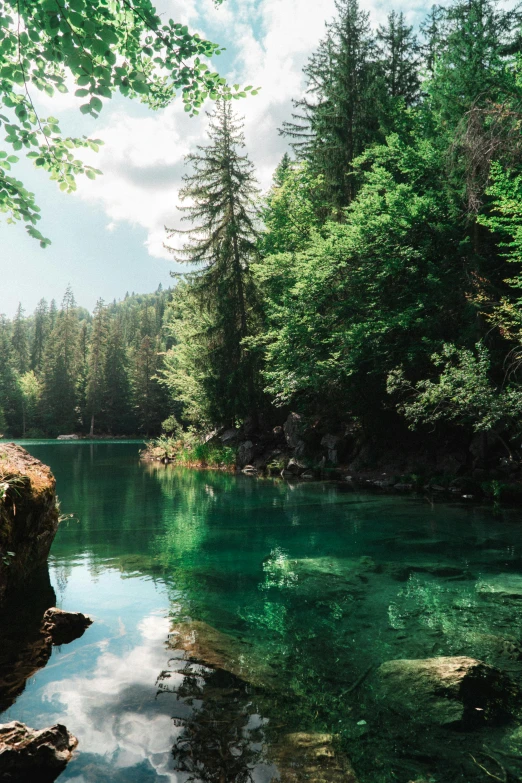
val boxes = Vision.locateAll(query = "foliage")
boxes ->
[149,432,236,468]
[163,101,262,427]
[0,0,246,244]
[0,286,174,437]
[388,343,522,432]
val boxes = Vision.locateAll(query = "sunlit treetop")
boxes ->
[0,0,257,246]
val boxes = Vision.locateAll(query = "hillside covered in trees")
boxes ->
[4,0,522,475]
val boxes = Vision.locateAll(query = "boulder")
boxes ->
[0,721,77,782]
[220,428,240,445]
[0,445,59,607]
[56,434,79,440]
[168,620,278,688]
[476,574,522,599]
[284,413,306,457]
[272,733,359,782]
[42,607,93,646]
[237,440,254,467]
[377,656,515,726]
[321,434,341,464]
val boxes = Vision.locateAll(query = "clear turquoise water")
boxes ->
[3,442,522,782]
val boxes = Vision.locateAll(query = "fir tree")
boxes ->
[102,319,134,434]
[31,299,49,372]
[86,299,108,436]
[11,303,29,374]
[281,0,382,213]
[40,287,81,435]
[377,11,420,106]
[165,100,261,425]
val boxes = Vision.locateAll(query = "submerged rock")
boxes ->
[0,444,59,608]
[168,620,278,688]
[476,574,522,599]
[0,721,77,782]
[42,607,93,645]
[272,732,359,782]
[377,656,516,726]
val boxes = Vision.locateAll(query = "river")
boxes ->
[2,441,522,782]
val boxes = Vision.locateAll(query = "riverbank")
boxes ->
[141,413,522,505]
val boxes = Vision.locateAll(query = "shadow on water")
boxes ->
[0,567,56,713]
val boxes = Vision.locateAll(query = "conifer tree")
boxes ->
[31,299,49,372]
[11,304,29,375]
[281,0,382,213]
[377,11,420,107]
[165,100,261,425]
[102,319,134,434]
[86,299,108,436]
[0,316,21,435]
[40,287,81,435]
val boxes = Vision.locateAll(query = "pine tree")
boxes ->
[377,11,420,106]
[40,287,80,435]
[86,299,108,436]
[102,319,134,434]
[0,316,22,435]
[165,100,261,425]
[132,335,165,435]
[11,303,29,374]
[281,0,382,213]
[31,299,49,372]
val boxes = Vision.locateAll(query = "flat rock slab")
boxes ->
[168,620,278,688]
[272,732,359,782]
[377,656,516,726]
[476,574,522,599]
[0,721,77,782]
[42,607,93,645]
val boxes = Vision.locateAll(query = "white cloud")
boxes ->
[41,613,186,780]
[70,0,437,260]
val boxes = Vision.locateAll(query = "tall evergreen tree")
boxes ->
[0,316,21,435]
[102,319,134,434]
[86,299,108,436]
[40,287,81,435]
[11,304,29,375]
[31,298,49,372]
[377,11,420,107]
[281,0,382,213]
[165,100,261,426]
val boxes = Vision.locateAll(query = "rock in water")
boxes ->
[476,574,522,599]
[42,607,93,645]
[0,444,59,608]
[272,733,359,782]
[377,656,516,726]
[0,721,77,782]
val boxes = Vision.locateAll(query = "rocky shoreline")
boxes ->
[142,412,522,504]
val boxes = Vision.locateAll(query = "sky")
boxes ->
[1,0,433,317]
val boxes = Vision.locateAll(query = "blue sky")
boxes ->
[2,0,435,317]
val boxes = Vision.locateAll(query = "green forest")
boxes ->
[4,0,522,463]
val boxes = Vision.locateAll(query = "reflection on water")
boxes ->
[3,443,522,781]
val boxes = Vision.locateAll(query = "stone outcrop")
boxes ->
[476,574,522,599]
[42,608,93,646]
[272,733,359,782]
[168,620,278,688]
[284,413,306,457]
[0,444,59,607]
[377,656,516,726]
[0,721,77,782]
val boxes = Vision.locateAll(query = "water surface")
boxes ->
[3,442,522,782]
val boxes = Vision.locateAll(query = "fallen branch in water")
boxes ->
[469,752,507,782]
[346,665,374,695]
